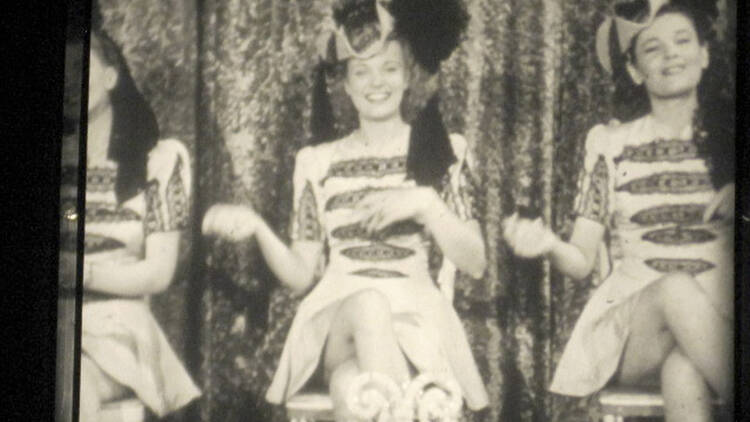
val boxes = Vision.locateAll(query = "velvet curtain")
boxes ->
[92,0,735,420]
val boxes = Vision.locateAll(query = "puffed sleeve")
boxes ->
[440,134,481,221]
[143,139,192,236]
[289,146,325,243]
[572,124,616,227]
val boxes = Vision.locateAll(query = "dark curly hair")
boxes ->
[609,0,734,188]
[90,31,159,203]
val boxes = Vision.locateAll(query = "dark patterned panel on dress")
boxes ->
[630,203,705,226]
[578,155,610,224]
[86,201,141,224]
[165,157,189,230]
[78,233,126,254]
[331,221,422,241]
[296,180,322,241]
[340,242,415,261]
[645,258,715,275]
[616,172,711,195]
[325,187,387,211]
[614,139,699,164]
[642,227,717,245]
[440,163,481,220]
[143,179,164,236]
[350,269,408,278]
[86,167,118,193]
[326,156,406,179]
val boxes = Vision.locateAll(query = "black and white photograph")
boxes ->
[55,0,739,420]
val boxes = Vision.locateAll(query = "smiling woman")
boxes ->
[502,1,734,421]
[200,0,489,420]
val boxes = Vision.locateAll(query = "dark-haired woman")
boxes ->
[202,0,487,419]
[61,31,200,421]
[502,1,733,420]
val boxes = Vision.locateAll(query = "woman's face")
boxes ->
[344,40,409,122]
[87,46,117,113]
[628,12,708,100]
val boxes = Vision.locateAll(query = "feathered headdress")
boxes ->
[595,0,719,73]
[311,0,469,187]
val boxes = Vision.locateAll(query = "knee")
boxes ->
[661,348,701,384]
[341,289,392,332]
[653,272,700,308]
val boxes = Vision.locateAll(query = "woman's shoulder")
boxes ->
[146,138,191,188]
[584,117,647,154]
[295,136,347,164]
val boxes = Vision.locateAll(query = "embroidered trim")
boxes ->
[644,258,715,275]
[331,221,422,241]
[325,187,388,211]
[578,155,610,224]
[630,204,705,226]
[165,157,189,231]
[350,269,408,278]
[642,227,717,245]
[296,180,322,241]
[614,139,699,164]
[85,201,141,224]
[86,167,117,193]
[72,233,127,254]
[340,243,415,261]
[143,180,164,236]
[326,156,406,179]
[616,172,711,195]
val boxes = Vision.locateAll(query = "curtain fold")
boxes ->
[92,0,735,420]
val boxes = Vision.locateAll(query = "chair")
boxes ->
[286,393,335,422]
[99,398,146,422]
[598,386,725,422]
[285,261,461,421]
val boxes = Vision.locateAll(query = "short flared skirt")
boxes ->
[265,271,489,410]
[550,256,733,397]
[82,299,201,417]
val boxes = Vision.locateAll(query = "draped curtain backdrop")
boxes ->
[93,0,735,420]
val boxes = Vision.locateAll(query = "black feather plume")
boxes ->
[389,0,469,74]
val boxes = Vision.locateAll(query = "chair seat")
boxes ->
[599,386,724,419]
[100,398,145,422]
[599,387,665,417]
[286,393,335,421]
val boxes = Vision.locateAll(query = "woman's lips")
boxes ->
[662,64,685,76]
[365,92,391,102]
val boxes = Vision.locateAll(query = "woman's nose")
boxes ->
[664,42,679,58]
[369,70,385,87]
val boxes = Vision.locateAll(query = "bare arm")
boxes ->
[202,204,321,295]
[354,187,486,278]
[84,231,180,296]
[503,214,605,281]
[421,192,486,278]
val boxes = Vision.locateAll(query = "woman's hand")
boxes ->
[352,187,439,235]
[502,213,559,258]
[703,183,735,223]
[202,204,261,242]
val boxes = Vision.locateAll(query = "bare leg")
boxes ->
[324,289,410,385]
[617,272,732,406]
[79,355,129,422]
[661,348,712,422]
[329,359,367,422]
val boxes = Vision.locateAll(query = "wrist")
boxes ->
[544,233,564,257]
